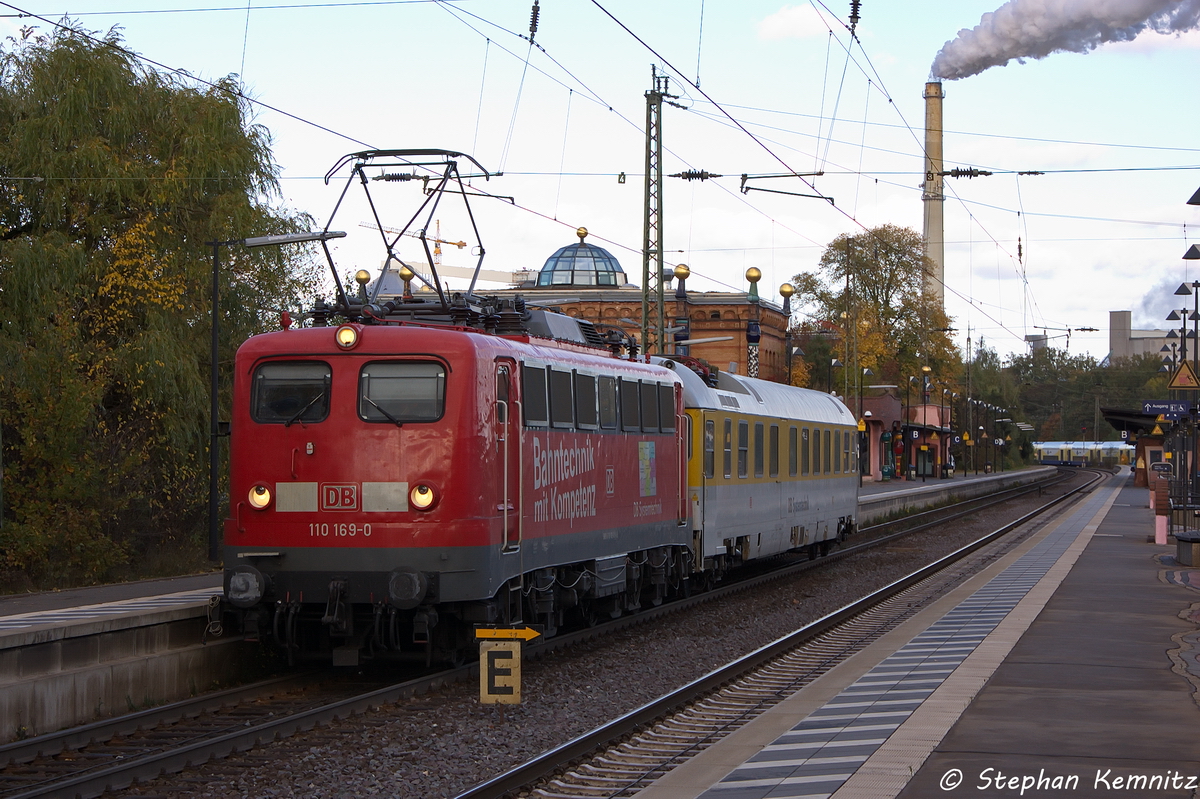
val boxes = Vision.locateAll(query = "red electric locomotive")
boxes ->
[224,317,689,664]
[222,150,694,664]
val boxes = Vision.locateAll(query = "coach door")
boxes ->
[496,361,521,551]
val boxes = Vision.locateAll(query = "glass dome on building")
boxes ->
[536,227,629,287]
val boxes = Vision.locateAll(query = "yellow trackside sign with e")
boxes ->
[479,641,521,704]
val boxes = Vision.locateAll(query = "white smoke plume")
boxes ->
[932,0,1200,80]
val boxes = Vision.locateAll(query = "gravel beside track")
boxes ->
[115,472,1095,799]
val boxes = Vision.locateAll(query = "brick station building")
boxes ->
[505,228,792,382]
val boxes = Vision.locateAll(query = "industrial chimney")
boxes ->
[922,81,945,306]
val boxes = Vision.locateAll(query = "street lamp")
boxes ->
[206,230,346,561]
[829,359,843,395]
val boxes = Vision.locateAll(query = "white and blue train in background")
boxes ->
[1034,441,1134,467]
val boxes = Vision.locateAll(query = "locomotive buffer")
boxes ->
[476,626,542,705]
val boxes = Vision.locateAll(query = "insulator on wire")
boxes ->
[373,173,419,182]
[529,1,540,41]
[849,0,862,29]
[669,170,722,182]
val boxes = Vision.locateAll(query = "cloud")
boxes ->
[758,5,829,40]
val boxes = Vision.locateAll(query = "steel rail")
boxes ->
[452,468,1108,799]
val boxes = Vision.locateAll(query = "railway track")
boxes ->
[456,467,1107,799]
[0,469,1080,799]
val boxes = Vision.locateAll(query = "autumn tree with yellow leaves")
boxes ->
[789,224,958,392]
[0,26,321,586]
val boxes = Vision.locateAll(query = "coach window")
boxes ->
[754,422,765,477]
[598,376,617,429]
[252,361,331,425]
[704,420,715,479]
[723,418,733,478]
[522,365,548,427]
[575,372,598,429]
[549,369,574,429]
[359,362,445,423]
[620,378,640,431]
[738,421,749,478]
[824,429,832,474]
[832,428,842,473]
[844,431,852,474]
[658,384,676,432]
[788,426,798,476]
[802,428,810,475]
[640,381,660,432]
[769,425,779,478]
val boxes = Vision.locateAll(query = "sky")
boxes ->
[4,0,1199,362]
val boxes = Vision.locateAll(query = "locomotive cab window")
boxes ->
[252,361,331,425]
[359,362,445,423]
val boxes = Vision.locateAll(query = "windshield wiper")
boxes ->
[362,395,403,427]
[284,377,330,427]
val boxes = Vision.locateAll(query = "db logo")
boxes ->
[321,484,358,511]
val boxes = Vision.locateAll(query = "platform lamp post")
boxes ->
[829,359,842,395]
[206,230,347,562]
[904,376,918,480]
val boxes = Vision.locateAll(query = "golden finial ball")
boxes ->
[674,264,690,280]
[576,227,588,242]
[397,264,416,282]
[354,269,372,286]
[745,267,762,284]
[779,283,795,298]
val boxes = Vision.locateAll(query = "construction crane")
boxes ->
[360,220,466,266]
[359,221,517,286]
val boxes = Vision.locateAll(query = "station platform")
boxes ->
[856,465,1050,497]
[636,470,1200,798]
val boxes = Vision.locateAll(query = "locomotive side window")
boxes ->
[252,361,331,425]
[769,425,779,478]
[753,422,764,477]
[574,373,598,429]
[640,382,659,432]
[598,376,618,429]
[620,378,640,431]
[359,362,445,423]
[704,420,715,479]
[549,369,574,428]
[738,421,749,478]
[658,385,676,432]
[723,419,732,478]
[788,426,797,476]
[522,365,548,426]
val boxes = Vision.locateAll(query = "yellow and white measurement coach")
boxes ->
[656,357,860,577]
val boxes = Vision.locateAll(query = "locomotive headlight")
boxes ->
[410,483,437,510]
[248,484,272,509]
[226,565,266,609]
[335,324,359,349]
